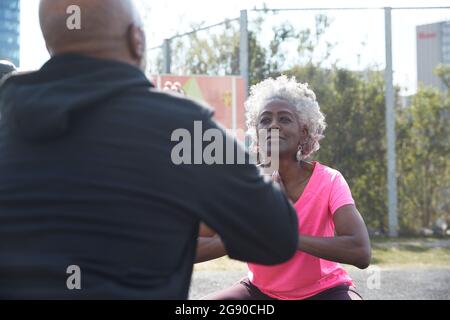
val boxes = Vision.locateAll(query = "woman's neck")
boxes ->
[278,157,312,187]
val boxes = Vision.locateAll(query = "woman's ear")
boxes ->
[302,127,309,140]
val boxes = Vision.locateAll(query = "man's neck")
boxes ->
[50,45,139,70]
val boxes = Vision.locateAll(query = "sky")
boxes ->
[19,0,450,94]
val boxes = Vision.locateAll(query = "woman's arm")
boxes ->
[199,222,216,237]
[195,235,227,263]
[196,223,227,263]
[297,204,371,269]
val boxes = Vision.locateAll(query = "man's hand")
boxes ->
[162,81,185,96]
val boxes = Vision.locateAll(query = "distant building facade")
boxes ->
[416,20,450,91]
[0,0,20,67]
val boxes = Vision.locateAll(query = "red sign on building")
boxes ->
[418,32,437,40]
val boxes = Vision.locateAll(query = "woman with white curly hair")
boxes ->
[196,76,371,300]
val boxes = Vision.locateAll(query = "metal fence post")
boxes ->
[384,7,398,237]
[240,10,249,97]
[163,39,171,74]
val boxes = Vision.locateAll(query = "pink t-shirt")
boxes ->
[248,161,355,300]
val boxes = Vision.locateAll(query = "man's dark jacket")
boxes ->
[0,54,298,299]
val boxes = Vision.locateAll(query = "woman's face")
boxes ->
[256,100,307,160]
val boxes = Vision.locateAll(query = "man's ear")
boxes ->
[127,24,146,62]
[45,43,54,56]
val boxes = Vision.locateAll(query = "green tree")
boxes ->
[283,65,389,233]
[161,13,334,85]
[167,17,271,85]
[397,66,450,231]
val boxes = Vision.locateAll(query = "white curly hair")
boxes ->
[245,75,327,159]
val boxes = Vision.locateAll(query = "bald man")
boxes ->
[0,0,298,299]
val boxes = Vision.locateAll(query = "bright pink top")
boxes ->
[248,161,355,300]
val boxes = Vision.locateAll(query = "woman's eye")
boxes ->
[280,117,292,123]
[259,118,271,125]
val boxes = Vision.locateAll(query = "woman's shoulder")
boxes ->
[312,161,346,183]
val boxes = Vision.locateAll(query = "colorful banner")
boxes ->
[151,75,247,141]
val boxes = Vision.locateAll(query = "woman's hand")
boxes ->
[162,81,185,96]
[195,223,226,263]
[199,223,216,237]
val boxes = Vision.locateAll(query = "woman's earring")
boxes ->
[296,145,303,162]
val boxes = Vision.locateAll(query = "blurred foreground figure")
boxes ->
[0,60,16,79]
[0,0,298,299]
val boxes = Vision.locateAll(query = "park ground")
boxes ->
[189,237,450,300]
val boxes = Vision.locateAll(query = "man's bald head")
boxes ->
[39,0,146,70]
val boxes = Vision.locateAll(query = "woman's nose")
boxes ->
[269,119,280,130]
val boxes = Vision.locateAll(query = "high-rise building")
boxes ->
[0,0,20,67]
[416,20,450,91]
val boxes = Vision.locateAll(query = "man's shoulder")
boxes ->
[126,87,214,120]
[0,70,40,88]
